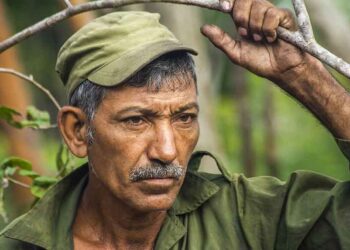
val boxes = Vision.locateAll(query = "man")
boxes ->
[1,0,350,249]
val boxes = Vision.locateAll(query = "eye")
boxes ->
[177,114,197,124]
[123,116,145,126]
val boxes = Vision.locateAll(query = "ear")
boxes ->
[57,106,88,158]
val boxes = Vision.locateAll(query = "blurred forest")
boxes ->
[0,0,350,220]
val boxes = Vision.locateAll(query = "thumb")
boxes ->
[201,24,241,64]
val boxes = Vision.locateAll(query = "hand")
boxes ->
[201,0,306,83]
[202,0,350,140]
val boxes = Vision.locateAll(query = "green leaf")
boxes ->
[30,185,47,199]
[33,176,57,186]
[4,167,17,176]
[30,176,58,199]
[0,106,22,128]
[0,157,32,170]
[55,144,72,177]
[18,169,39,179]
[0,106,53,129]
[0,106,21,119]
[18,106,51,129]
[56,144,65,172]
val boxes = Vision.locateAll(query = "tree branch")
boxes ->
[0,68,62,110]
[0,0,229,54]
[64,0,73,8]
[0,0,349,78]
[31,124,58,130]
[277,0,350,78]
[7,177,31,189]
[292,0,314,43]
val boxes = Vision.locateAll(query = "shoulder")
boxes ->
[196,170,348,249]
[194,169,343,226]
[198,169,340,199]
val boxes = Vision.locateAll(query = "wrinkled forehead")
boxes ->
[100,80,198,112]
[117,72,197,94]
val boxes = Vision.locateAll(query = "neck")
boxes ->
[73,173,167,250]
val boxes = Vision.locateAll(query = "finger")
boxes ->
[263,8,295,43]
[249,1,270,42]
[232,0,253,37]
[201,24,241,64]
[279,8,297,31]
[262,8,279,43]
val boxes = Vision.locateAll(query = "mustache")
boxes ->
[129,162,185,182]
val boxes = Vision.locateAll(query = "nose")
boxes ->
[147,121,177,164]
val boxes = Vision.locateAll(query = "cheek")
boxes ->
[175,123,200,165]
[88,125,150,179]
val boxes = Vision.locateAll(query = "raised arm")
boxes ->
[201,0,350,140]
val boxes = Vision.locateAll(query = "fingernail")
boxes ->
[267,37,275,43]
[221,0,231,11]
[253,34,262,41]
[238,27,248,37]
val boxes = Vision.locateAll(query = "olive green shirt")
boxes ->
[1,149,349,249]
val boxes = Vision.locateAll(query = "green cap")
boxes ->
[56,11,198,96]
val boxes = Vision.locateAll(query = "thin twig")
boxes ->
[7,177,31,189]
[31,124,58,130]
[0,68,61,110]
[292,0,314,42]
[64,0,73,8]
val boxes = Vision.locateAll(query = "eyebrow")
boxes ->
[173,102,199,115]
[116,102,199,117]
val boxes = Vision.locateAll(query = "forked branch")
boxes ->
[0,0,349,78]
[280,0,350,78]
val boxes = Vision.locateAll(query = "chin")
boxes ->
[125,178,183,212]
[128,192,178,213]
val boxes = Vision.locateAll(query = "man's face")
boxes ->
[87,80,199,213]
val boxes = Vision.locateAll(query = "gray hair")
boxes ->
[129,162,184,182]
[69,51,196,145]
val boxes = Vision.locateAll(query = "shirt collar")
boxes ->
[172,170,220,215]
